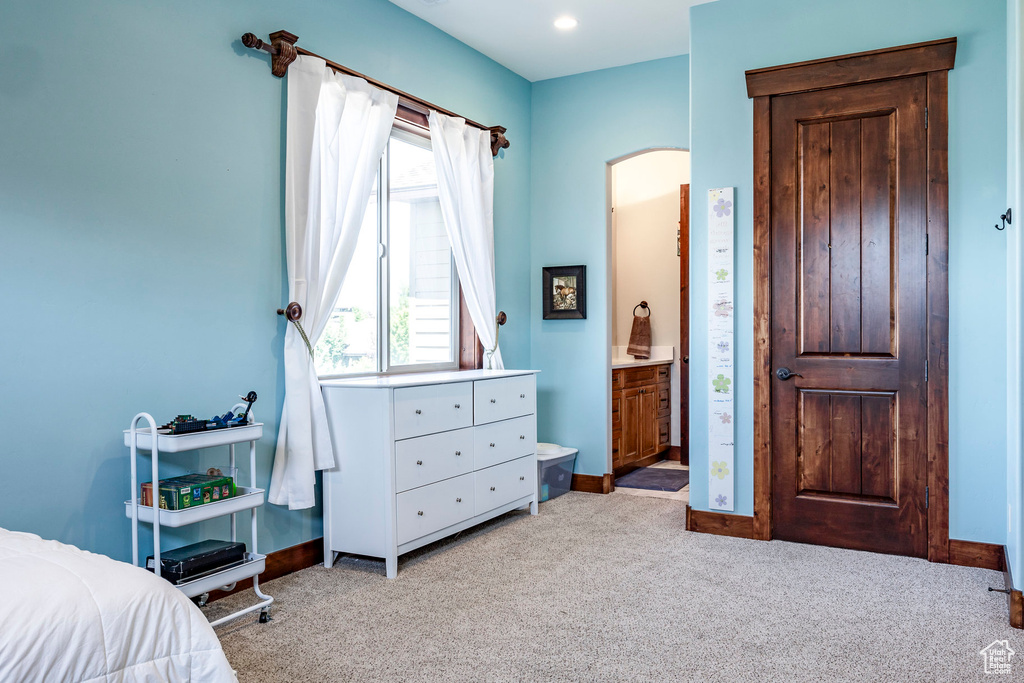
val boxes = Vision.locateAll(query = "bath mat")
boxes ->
[615,467,689,492]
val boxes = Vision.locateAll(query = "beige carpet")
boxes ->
[212,493,1020,682]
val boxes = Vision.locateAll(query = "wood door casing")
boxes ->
[679,184,690,462]
[770,77,929,557]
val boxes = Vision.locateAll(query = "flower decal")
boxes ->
[713,374,731,393]
[720,412,732,424]
[715,494,728,507]
[715,268,729,281]
[713,198,733,218]
[717,341,730,353]
[711,461,730,480]
[714,300,733,318]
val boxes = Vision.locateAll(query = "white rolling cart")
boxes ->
[125,403,273,626]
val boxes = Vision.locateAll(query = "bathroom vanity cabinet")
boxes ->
[611,363,671,474]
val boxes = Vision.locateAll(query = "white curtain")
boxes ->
[269,56,398,510]
[428,111,503,369]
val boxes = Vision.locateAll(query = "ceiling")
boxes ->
[387,0,717,82]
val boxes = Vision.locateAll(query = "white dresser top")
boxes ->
[321,369,539,389]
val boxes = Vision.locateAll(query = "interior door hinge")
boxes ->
[925,359,929,382]
[925,107,929,129]
[926,486,930,509]
[926,233,929,255]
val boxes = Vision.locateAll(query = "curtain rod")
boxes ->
[240,30,510,157]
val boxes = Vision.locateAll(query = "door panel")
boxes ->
[639,386,659,457]
[771,76,928,557]
[620,388,640,464]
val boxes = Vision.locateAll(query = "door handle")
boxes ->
[775,367,802,381]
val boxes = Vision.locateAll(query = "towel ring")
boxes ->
[633,301,651,317]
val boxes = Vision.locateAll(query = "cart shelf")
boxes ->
[125,487,265,528]
[124,424,264,452]
[173,552,267,599]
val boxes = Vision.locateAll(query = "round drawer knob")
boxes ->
[490,398,496,403]
[490,486,496,491]
[456,497,462,503]
[454,403,461,409]
[415,409,422,414]
[489,443,495,448]
[417,511,424,516]
[455,450,462,456]
[519,476,525,481]
[416,460,423,466]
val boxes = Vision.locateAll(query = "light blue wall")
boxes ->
[529,57,689,476]
[689,0,1009,544]
[1007,0,1024,587]
[0,0,531,561]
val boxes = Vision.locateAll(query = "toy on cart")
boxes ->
[158,391,258,435]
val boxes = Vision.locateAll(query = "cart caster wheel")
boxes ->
[196,593,210,608]
[258,609,272,624]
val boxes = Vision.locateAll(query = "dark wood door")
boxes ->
[620,387,641,464]
[770,76,929,557]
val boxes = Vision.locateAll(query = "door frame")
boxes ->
[745,38,956,562]
[679,184,691,463]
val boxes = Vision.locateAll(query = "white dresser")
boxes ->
[321,369,539,578]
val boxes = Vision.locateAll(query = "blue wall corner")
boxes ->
[529,56,690,476]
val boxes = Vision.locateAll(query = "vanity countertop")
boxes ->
[611,346,674,370]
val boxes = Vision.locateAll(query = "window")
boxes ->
[315,124,459,377]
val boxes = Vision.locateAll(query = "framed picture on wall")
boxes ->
[542,265,587,320]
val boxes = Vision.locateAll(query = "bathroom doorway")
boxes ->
[607,149,690,502]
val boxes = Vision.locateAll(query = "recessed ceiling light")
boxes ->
[554,16,578,31]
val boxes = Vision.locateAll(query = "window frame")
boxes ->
[315,120,477,380]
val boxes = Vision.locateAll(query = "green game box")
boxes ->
[141,473,236,510]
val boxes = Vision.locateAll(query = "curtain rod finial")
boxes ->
[243,30,300,77]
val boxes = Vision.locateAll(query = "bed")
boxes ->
[0,527,236,682]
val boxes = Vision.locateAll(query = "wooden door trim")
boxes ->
[679,185,691,462]
[751,95,773,541]
[926,70,951,563]
[746,42,954,555]
[745,37,956,98]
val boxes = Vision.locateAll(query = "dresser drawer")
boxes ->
[394,382,473,440]
[474,455,535,516]
[395,428,474,493]
[656,364,671,383]
[474,375,536,425]
[396,473,475,545]
[474,415,536,470]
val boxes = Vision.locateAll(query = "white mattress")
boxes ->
[0,528,236,682]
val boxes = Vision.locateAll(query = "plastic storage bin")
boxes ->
[537,444,578,502]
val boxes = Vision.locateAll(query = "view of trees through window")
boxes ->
[314,129,455,376]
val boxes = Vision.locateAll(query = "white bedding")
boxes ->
[0,528,236,682]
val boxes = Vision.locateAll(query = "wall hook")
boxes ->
[997,208,1012,231]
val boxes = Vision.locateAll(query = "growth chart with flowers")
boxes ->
[708,187,735,511]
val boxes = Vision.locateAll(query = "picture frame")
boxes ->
[542,265,587,320]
